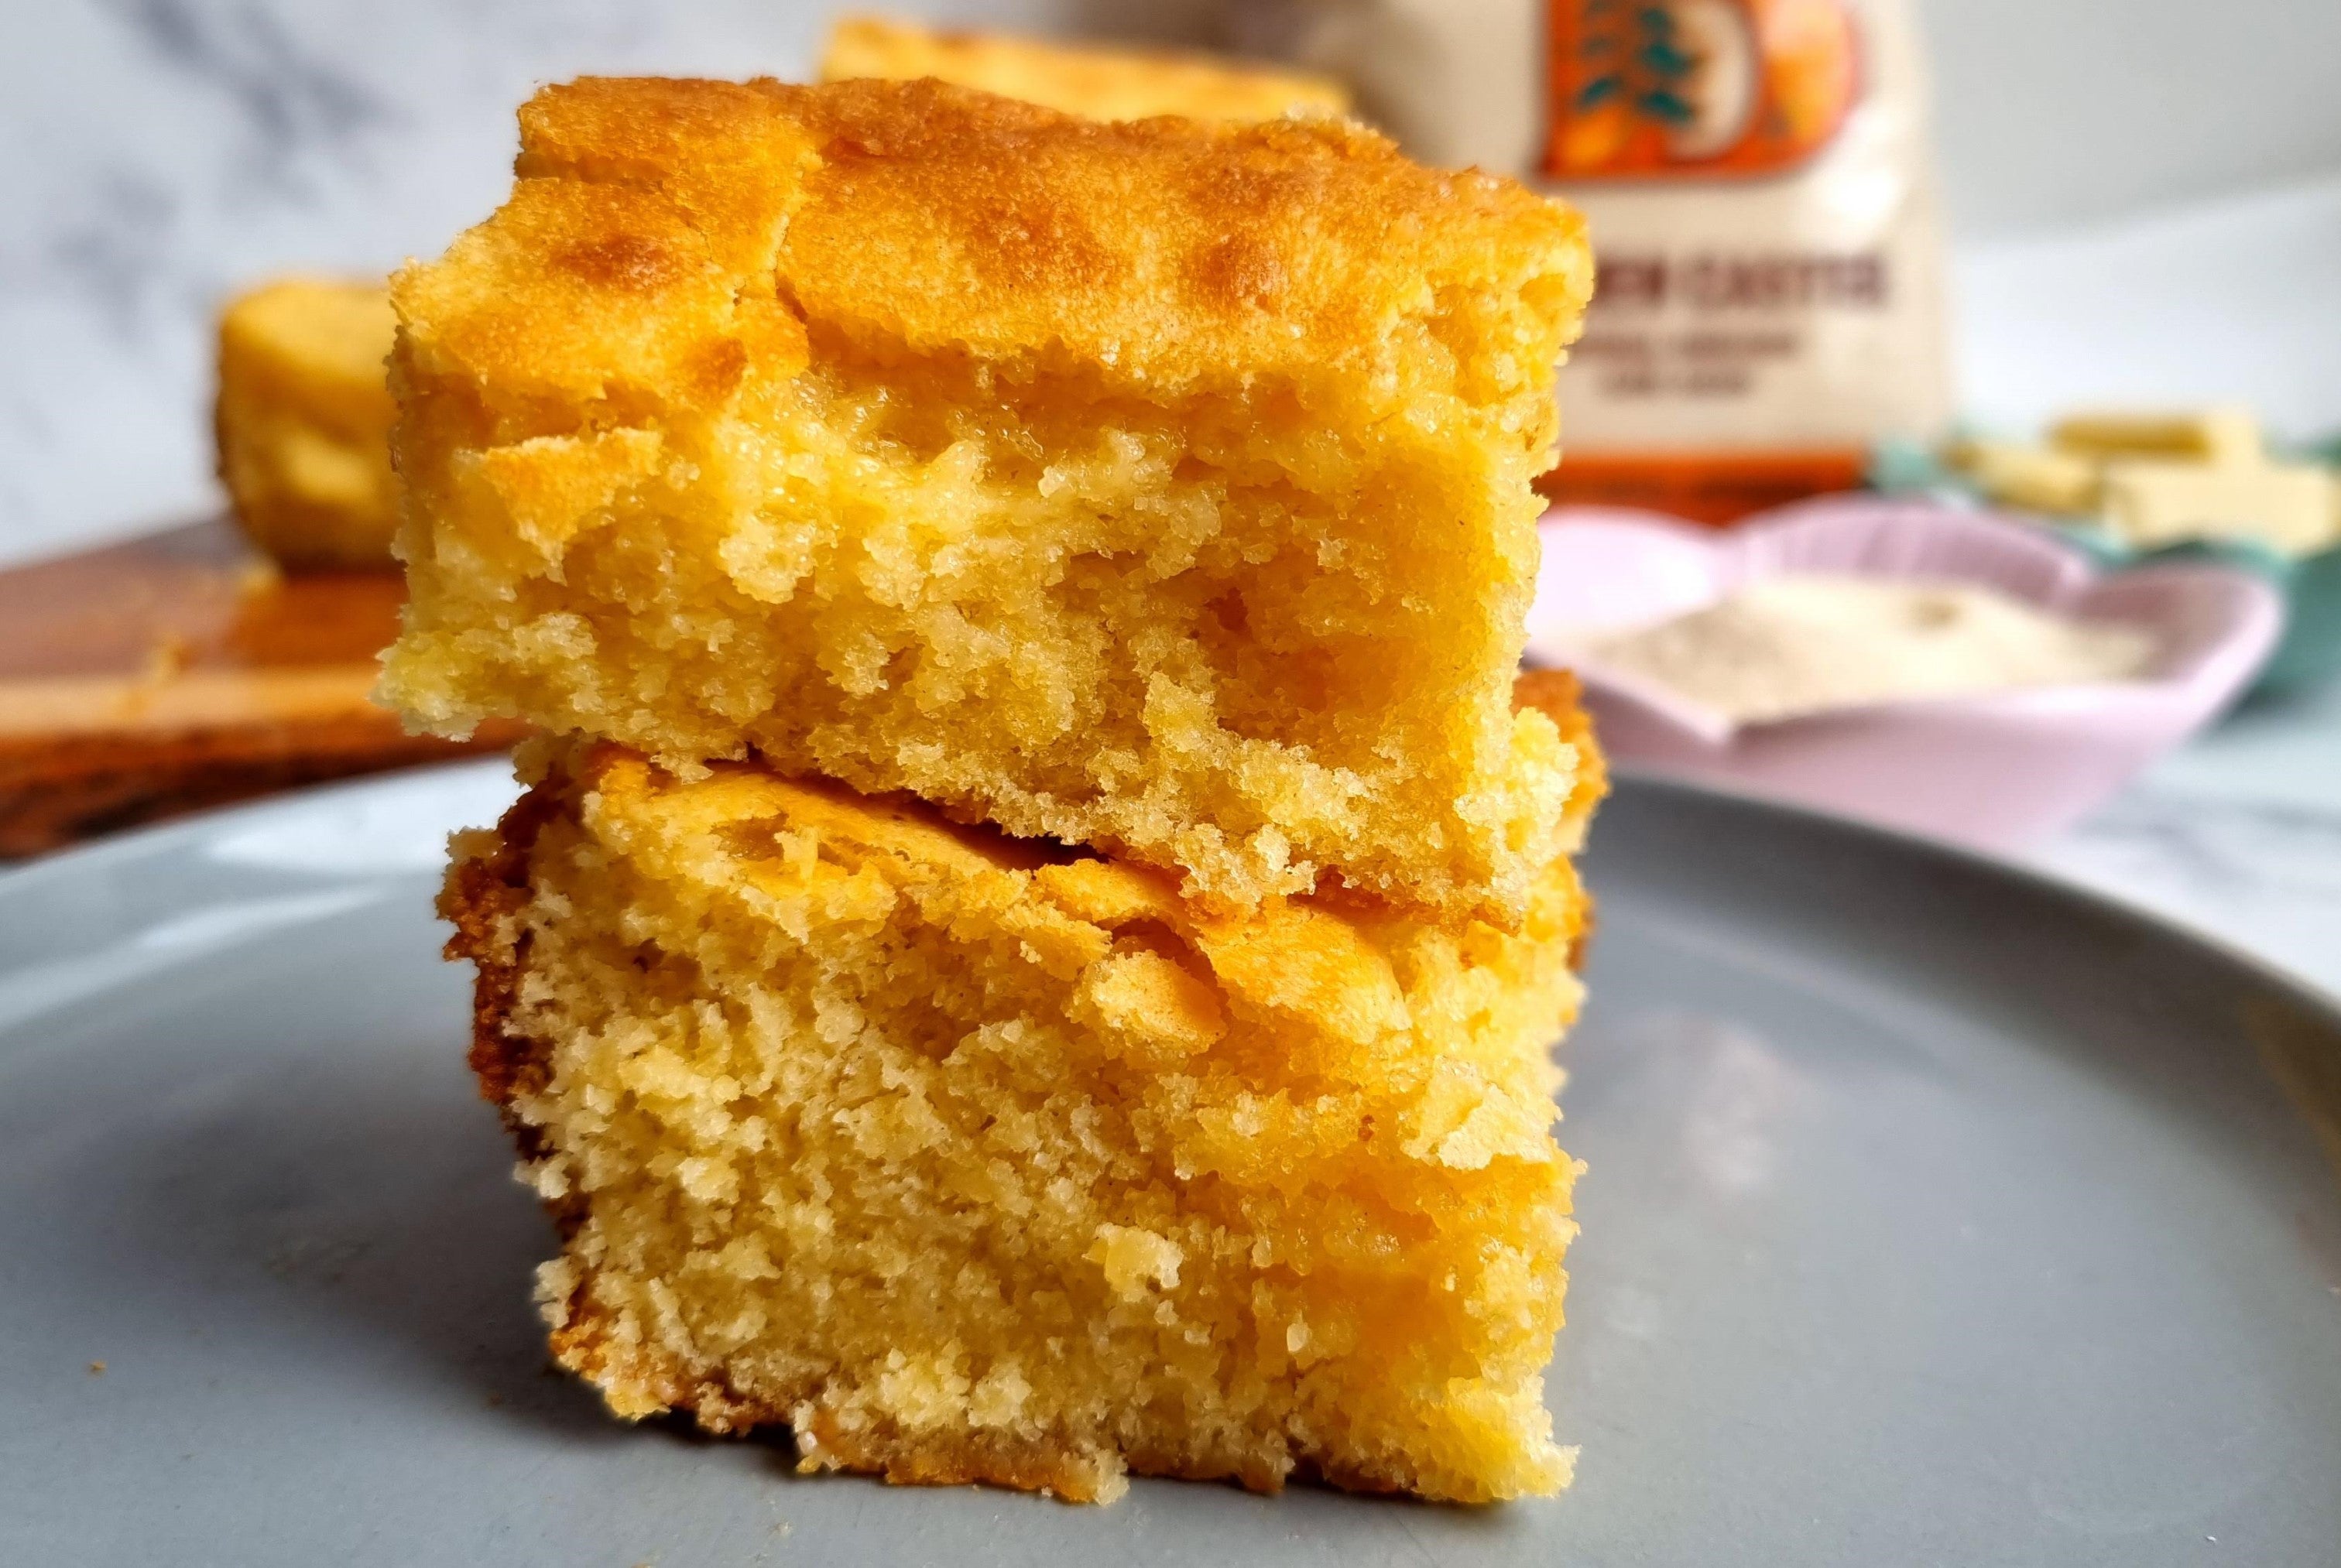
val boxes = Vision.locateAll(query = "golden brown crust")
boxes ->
[442,779,567,1121]
[394,76,1590,430]
[819,15,1352,125]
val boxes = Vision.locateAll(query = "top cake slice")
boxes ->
[379,76,1593,923]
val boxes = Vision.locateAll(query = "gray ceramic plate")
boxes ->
[2,763,2337,1566]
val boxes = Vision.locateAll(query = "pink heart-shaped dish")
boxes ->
[1524,496,2283,850]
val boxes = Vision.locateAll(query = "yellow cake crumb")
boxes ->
[215,278,399,569]
[443,692,1601,1503]
[820,15,1351,124]
[380,76,1595,926]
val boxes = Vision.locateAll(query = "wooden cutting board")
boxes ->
[0,519,519,855]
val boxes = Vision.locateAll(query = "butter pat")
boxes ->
[1952,439,2099,515]
[2099,460,2340,556]
[2051,406,2264,467]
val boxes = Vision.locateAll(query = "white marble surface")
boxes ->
[5,0,2339,572]
[0,0,2334,995]
[2031,680,2341,999]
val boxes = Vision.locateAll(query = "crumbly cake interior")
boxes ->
[215,277,399,568]
[447,721,1596,1503]
[382,77,1595,923]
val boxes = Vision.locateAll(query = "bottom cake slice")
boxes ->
[444,689,1600,1504]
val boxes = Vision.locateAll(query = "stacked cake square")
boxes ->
[391,76,1599,1504]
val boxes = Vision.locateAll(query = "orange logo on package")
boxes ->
[1541,0,1859,180]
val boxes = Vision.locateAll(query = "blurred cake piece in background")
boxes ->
[821,14,1349,123]
[216,278,399,570]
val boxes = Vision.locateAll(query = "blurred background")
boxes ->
[4,0,2339,567]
